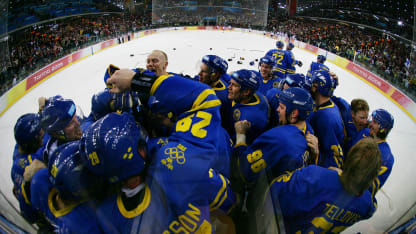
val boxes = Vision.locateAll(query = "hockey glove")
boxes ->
[131,69,159,94]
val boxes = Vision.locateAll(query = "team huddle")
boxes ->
[11,41,395,233]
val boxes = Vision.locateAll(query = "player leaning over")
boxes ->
[106,60,232,177]
[308,69,345,168]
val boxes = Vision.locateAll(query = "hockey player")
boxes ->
[308,69,345,168]
[351,99,370,132]
[285,42,302,75]
[30,141,102,233]
[197,54,234,135]
[106,67,232,177]
[306,55,330,79]
[265,138,381,233]
[340,98,370,153]
[279,73,312,92]
[266,73,312,128]
[81,113,236,233]
[233,87,317,184]
[257,56,282,95]
[146,49,169,77]
[349,109,395,197]
[11,113,52,230]
[228,69,269,145]
[265,41,288,79]
[40,98,86,165]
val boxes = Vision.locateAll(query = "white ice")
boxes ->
[0,30,415,233]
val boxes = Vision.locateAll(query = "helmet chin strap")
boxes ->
[122,183,145,198]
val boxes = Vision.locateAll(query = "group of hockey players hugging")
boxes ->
[11,40,395,234]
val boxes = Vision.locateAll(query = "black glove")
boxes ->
[131,69,159,93]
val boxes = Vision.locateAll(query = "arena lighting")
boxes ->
[398,21,404,26]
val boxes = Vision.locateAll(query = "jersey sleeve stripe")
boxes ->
[150,74,173,96]
[209,173,227,209]
[21,182,31,205]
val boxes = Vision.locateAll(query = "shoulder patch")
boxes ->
[233,109,241,121]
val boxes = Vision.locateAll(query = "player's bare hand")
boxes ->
[235,120,251,134]
[23,159,46,182]
[107,69,135,93]
[329,166,342,174]
[329,71,339,86]
[38,96,47,112]
[306,131,319,164]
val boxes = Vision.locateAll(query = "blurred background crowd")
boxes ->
[1,0,415,99]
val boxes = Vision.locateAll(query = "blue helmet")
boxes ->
[371,109,394,135]
[91,90,113,120]
[279,87,313,120]
[317,55,326,63]
[259,56,275,67]
[40,98,76,136]
[266,88,281,113]
[276,41,284,48]
[282,73,311,91]
[311,69,336,97]
[287,42,295,50]
[49,141,93,201]
[202,55,228,75]
[46,95,63,105]
[103,64,120,88]
[14,113,42,149]
[80,113,147,184]
[231,69,260,91]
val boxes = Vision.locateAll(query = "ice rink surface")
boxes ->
[0,30,415,233]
